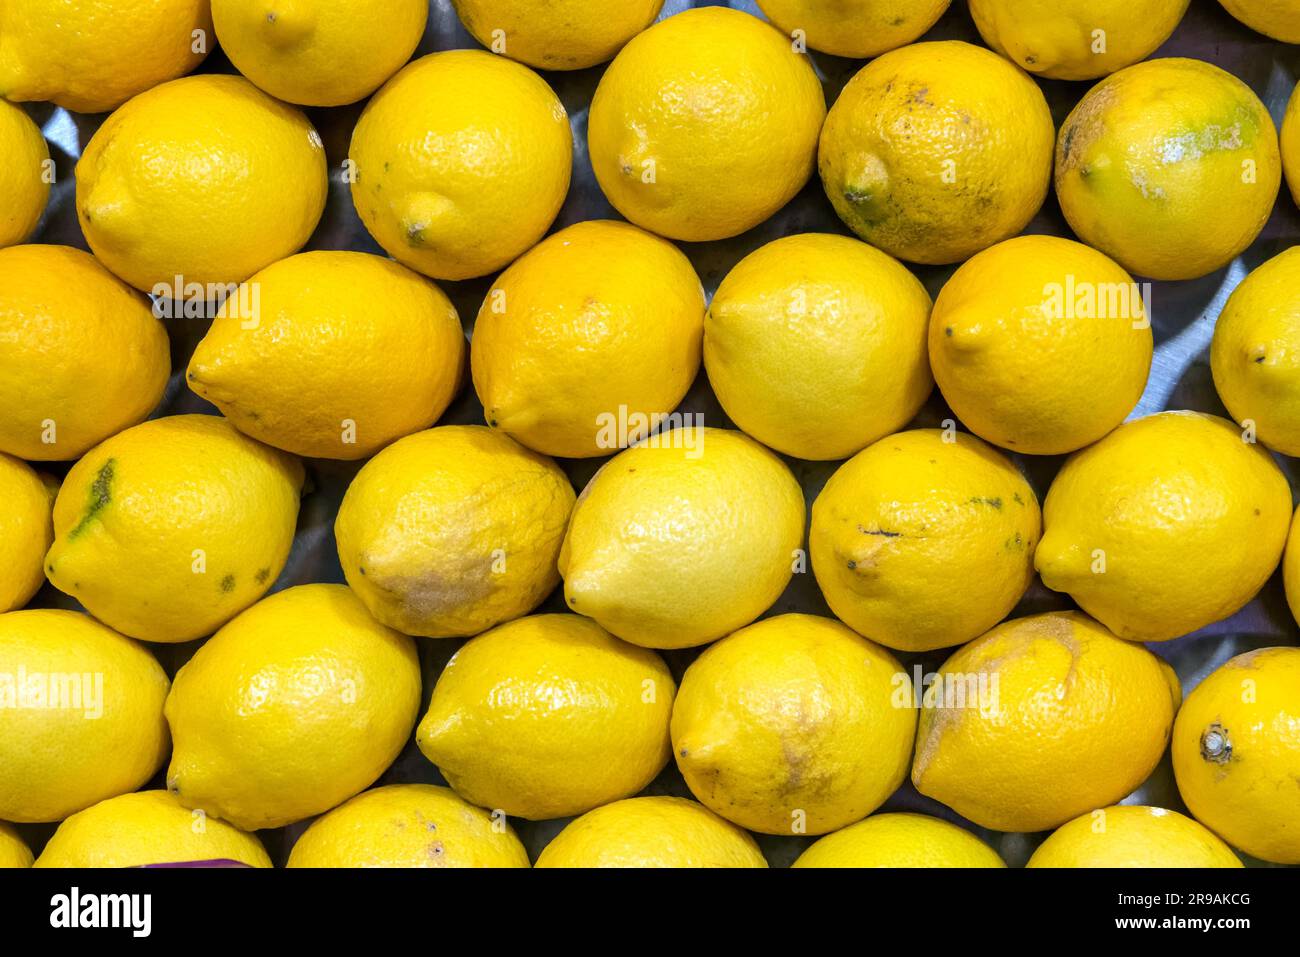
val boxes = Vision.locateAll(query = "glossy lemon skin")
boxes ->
[452,0,663,70]
[1217,0,1300,42]
[794,813,1005,868]
[0,823,32,868]
[0,101,48,247]
[1028,805,1243,868]
[755,0,951,59]
[0,454,55,612]
[1284,82,1300,207]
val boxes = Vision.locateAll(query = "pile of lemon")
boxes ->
[1,0,1299,871]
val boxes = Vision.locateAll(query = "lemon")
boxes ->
[0,245,170,461]
[34,791,272,869]
[560,427,804,650]
[1211,249,1300,455]
[1027,805,1242,868]
[810,429,1040,653]
[76,74,327,292]
[535,797,767,868]
[0,102,48,247]
[336,425,575,638]
[287,785,530,868]
[754,1,950,59]
[969,0,1190,80]
[471,220,704,458]
[1217,0,1300,41]
[165,584,421,831]
[1285,507,1300,624]
[0,609,169,823]
[350,50,571,282]
[704,233,933,461]
[672,614,914,836]
[0,823,32,868]
[0,454,55,613]
[912,611,1178,833]
[188,251,465,460]
[418,614,673,820]
[587,7,825,242]
[1173,646,1300,864]
[1056,58,1280,281]
[45,415,302,643]
[819,40,1053,265]
[0,0,211,113]
[1284,82,1300,206]
[212,0,427,106]
[1035,411,1290,643]
[793,813,1005,868]
[929,236,1153,455]
[452,0,663,70]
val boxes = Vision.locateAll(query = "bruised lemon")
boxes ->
[1217,0,1300,42]
[452,0,663,70]
[0,102,48,246]
[0,454,55,612]
[1035,412,1290,643]
[755,0,950,59]
[1027,805,1242,868]
[0,823,31,868]
[912,611,1179,833]
[1284,82,1300,206]
[471,220,704,458]
[793,813,1005,868]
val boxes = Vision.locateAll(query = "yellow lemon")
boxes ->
[1211,248,1300,455]
[1217,0,1300,41]
[0,609,169,823]
[793,813,1005,868]
[970,0,1190,80]
[350,50,571,281]
[560,427,804,650]
[535,797,767,868]
[819,40,1053,265]
[672,614,915,836]
[704,233,933,461]
[1285,507,1300,624]
[452,0,663,70]
[810,429,1040,653]
[0,245,169,461]
[1056,58,1280,281]
[417,614,673,820]
[1035,411,1290,642]
[1027,805,1242,868]
[336,425,575,638]
[754,0,950,59]
[1173,646,1300,864]
[45,414,304,643]
[471,220,704,458]
[287,784,530,868]
[0,454,55,612]
[1284,82,1300,206]
[0,102,48,247]
[588,7,825,242]
[212,0,427,106]
[0,823,32,868]
[165,584,421,831]
[188,251,465,460]
[34,791,271,868]
[929,236,1153,455]
[0,0,211,113]
[912,611,1179,833]
[77,74,327,291]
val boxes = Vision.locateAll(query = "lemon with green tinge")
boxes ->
[810,429,1040,653]
[0,0,212,113]
[0,454,55,612]
[535,797,767,868]
[471,220,704,459]
[912,611,1179,833]
[0,823,32,868]
[929,236,1153,455]
[0,245,169,461]
[672,614,915,836]
[166,584,421,831]
[212,0,427,106]
[1173,647,1300,864]
[704,233,933,461]
[560,427,804,650]
[1027,806,1242,868]
[1217,0,1300,42]
[418,614,673,820]
[1283,82,1300,206]
[1035,411,1290,643]
[34,791,271,869]
[287,785,531,868]
[188,251,465,460]
[793,813,1005,868]
[819,40,1053,265]
[452,0,664,70]
[0,102,48,247]
[350,50,571,281]
[77,75,327,292]
[1056,58,1280,281]
[588,7,825,242]
[754,0,950,59]
[0,609,169,823]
